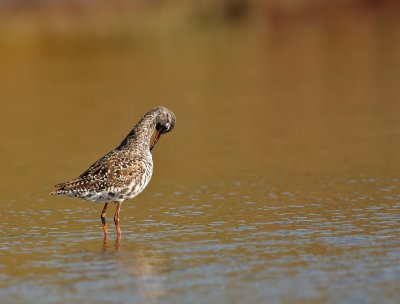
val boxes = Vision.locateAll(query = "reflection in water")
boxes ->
[102,235,121,254]
[101,235,167,304]
[0,178,399,303]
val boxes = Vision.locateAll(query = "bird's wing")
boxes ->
[52,152,147,195]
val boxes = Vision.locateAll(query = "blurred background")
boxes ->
[1,1,400,303]
[1,0,400,190]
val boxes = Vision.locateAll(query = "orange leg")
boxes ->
[100,203,108,235]
[114,203,122,236]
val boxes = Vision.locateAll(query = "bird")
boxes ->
[52,106,176,236]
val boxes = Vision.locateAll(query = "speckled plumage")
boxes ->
[52,106,176,205]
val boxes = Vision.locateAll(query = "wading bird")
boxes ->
[52,106,176,236]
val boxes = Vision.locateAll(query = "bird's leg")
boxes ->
[101,203,109,235]
[114,203,122,236]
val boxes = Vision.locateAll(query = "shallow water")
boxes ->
[1,6,400,304]
[1,179,400,303]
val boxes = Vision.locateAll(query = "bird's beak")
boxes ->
[150,129,162,151]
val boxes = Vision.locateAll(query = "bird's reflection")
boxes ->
[100,235,167,304]
[102,234,121,253]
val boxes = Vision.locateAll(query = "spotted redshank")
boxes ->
[52,106,176,236]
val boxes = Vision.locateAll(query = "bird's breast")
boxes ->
[122,160,153,200]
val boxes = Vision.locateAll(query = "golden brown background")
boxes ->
[1,1,399,303]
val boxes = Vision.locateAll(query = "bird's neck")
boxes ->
[118,110,159,151]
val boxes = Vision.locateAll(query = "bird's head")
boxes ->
[150,106,176,151]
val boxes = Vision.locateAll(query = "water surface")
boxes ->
[0,7,400,304]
